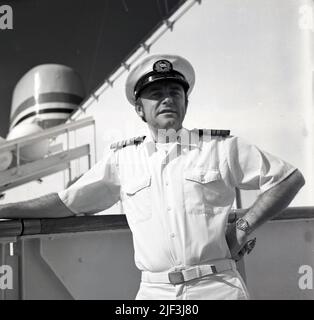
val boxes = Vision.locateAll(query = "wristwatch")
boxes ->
[236,218,251,235]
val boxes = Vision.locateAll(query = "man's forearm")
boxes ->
[243,169,305,235]
[0,193,75,219]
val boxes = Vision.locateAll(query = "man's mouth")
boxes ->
[158,109,177,115]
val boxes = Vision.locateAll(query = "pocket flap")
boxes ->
[125,176,151,195]
[185,169,221,184]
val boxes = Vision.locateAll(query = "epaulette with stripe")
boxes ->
[110,136,146,150]
[197,129,230,138]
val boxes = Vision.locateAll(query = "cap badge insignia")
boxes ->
[153,60,173,73]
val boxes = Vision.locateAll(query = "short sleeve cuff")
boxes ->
[57,189,80,215]
[260,167,297,194]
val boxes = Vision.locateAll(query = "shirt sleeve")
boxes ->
[224,136,297,193]
[58,150,121,215]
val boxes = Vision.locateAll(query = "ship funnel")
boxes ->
[10,64,85,130]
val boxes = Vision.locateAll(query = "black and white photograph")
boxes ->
[0,0,312,303]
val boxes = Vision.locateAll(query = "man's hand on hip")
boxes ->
[226,222,250,261]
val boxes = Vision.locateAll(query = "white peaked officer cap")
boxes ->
[125,54,195,106]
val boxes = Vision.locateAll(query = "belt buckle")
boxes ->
[168,271,185,285]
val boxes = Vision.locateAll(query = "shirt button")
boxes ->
[167,206,171,212]
[170,233,176,238]
[165,181,169,186]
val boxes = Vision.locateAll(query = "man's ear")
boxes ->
[135,100,146,122]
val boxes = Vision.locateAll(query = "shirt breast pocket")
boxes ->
[123,175,152,224]
[184,169,224,215]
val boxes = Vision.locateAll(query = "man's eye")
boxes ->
[150,92,161,98]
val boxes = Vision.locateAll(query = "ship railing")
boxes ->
[0,206,313,239]
[0,117,95,193]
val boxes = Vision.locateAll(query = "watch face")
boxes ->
[236,218,249,232]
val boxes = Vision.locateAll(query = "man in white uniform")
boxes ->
[0,54,305,300]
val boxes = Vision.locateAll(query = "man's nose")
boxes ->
[161,96,173,104]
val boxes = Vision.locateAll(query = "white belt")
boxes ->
[141,259,236,285]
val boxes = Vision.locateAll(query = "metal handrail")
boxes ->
[0,206,313,239]
[0,117,94,153]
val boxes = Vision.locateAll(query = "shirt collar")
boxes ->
[143,126,201,148]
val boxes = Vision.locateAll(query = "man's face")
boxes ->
[135,80,188,131]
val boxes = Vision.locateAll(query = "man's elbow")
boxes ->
[292,169,305,190]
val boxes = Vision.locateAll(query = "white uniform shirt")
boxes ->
[58,128,296,273]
